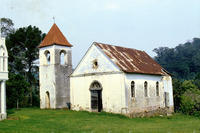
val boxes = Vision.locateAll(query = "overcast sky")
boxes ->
[1,0,200,67]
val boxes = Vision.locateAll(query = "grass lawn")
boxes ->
[0,108,199,133]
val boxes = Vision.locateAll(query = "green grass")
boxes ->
[0,108,200,133]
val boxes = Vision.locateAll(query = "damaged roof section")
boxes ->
[95,42,167,75]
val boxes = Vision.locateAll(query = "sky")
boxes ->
[1,0,200,67]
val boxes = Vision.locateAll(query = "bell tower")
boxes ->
[39,23,72,109]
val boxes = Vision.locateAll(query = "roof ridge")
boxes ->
[94,42,144,53]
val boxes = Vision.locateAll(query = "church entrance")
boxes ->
[45,91,50,109]
[90,81,102,112]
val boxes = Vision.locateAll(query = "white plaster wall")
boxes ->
[72,44,120,76]
[70,73,126,114]
[0,72,8,80]
[125,74,165,113]
[71,44,126,114]
[39,66,56,108]
[162,76,174,107]
[39,45,71,109]
[0,38,8,80]
[0,37,8,120]
[40,46,56,109]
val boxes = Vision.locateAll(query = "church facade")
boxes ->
[0,35,8,120]
[39,24,174,117]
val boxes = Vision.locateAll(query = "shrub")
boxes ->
[180,88,200,116]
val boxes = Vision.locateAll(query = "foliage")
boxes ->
[6,74,30,109]
[180,88,200,116]
[172,78,182,111]
[173,78,200,116]
[194,73,200,89]
[6,25,45,75]
[154,38,200,116]
[0,18,14,37]
[154,38,200,79]
[0,108,199,133]
[5,21,45,107]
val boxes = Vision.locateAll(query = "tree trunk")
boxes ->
[17,99,19,109]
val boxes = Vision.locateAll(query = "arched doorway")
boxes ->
[45,91,50,109]
[90,81,103,112]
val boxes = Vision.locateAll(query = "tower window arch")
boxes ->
[131,81,135,97]
[144,81,148,97]
[60,50,67,65]
[156,81,159,96]
[44,50,51,65]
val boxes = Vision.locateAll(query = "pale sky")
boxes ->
[1,0,200,67]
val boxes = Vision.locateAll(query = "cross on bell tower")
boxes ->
[53,17,55,23]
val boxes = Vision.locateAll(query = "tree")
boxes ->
[172,79,182,111]
[6,25,45,107]
[154,38,200,79]
[6,73,30,109]
[0,18,14,37]
[180,87,200,116]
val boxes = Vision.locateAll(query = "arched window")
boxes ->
[144,81,148,97]
[156,81,159,96]
[60,50,66,65]
[45,50,50,65]
[131,81,135,97]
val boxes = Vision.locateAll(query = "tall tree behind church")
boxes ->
[5,23,45,107]
[153,38,200,79]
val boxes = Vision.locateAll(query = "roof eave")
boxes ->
[38,43,73,48]
[124,71,167,76]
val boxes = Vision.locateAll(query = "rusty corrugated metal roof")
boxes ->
[39,23,72,48]
[95,42,167,75]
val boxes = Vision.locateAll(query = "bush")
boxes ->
[180,88,200,116]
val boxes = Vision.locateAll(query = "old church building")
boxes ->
[39,23,72,109]
[70,42,174,117]
[0,32,8,120]
[39,23,174,117]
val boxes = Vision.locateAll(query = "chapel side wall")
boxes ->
[125,73,166,116]
[70,73,126,114]
[162,75,174,113]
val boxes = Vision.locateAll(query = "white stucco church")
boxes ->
[0,31,8,120]
[39,24,174,117]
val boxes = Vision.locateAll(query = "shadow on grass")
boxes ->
[7,109,15,115]
[72,110,130,119]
